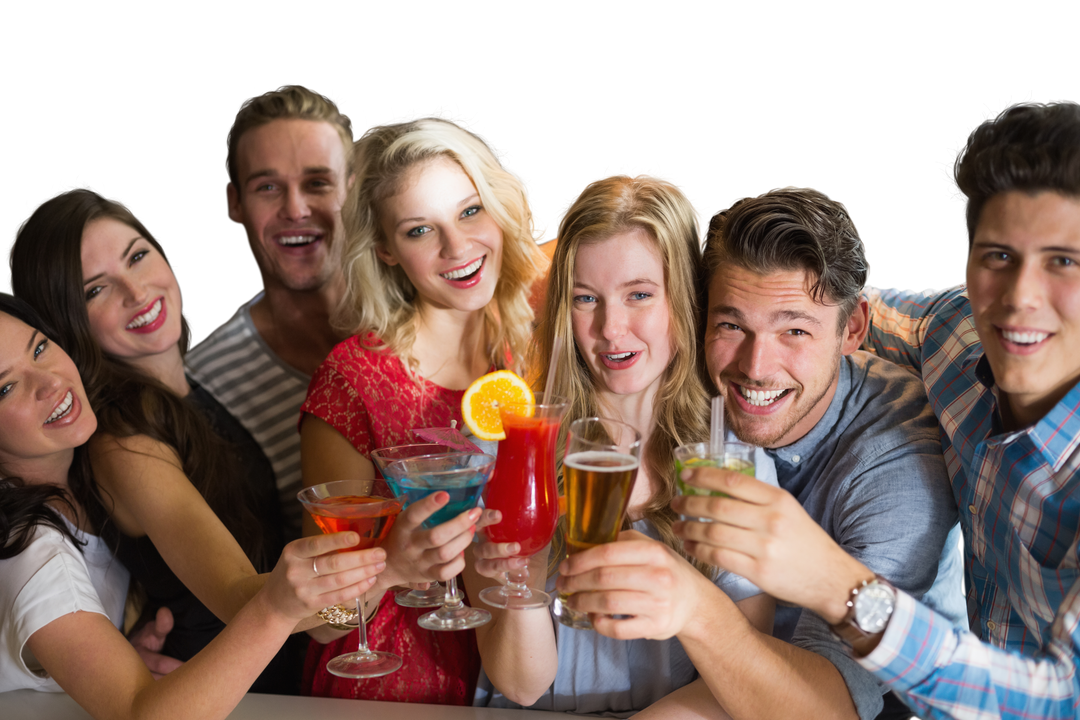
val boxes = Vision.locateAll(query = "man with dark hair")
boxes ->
[186,86,354,541]
[677,102,1080,719]
[559,187,965,720]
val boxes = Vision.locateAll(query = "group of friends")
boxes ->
[0,85,1077,720]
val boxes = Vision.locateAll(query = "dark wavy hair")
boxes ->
[702,187,868,333]
[9,190,264,566]
[0,293,88,559]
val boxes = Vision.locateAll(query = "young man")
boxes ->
[677,102,1080,719]
[186,86,354,541]
[558,188,965,720]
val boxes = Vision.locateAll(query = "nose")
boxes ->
[737,335,777,381]
[280,185,311,222]
[118,276,149,306]
[32,365,63,402]
[439,224,472,260]
[1000,259,1045,312]
[599,302,628,342]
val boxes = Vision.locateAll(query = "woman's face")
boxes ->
[571,228,673,399]
[377,156,504,314]
[0,312,97,474]
[80,217,184,364]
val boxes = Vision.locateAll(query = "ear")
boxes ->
[227,183,243,224]
[840,297,869,355]
[374,243,399,267]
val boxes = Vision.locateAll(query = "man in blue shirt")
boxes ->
[676,102,1080,720]
[558,188,965,720]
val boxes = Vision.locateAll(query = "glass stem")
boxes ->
[505,565,531,595]
[356,593,370,653]
[444,576,464,609]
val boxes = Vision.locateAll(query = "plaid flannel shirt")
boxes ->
[860,286,1080,719]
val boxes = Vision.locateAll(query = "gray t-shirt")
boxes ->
[768,351,966,720]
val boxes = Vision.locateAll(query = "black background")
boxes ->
[6,71,1071,343]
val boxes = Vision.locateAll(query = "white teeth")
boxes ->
[1001,329,1049,345]
[278,235,317,246]
[739,386,788,407]
[46,391,73,424]
[440,257,484,280]
[126,299,162,329]
[605,352,635,361]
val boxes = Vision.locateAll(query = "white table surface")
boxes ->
[0,690,563,719]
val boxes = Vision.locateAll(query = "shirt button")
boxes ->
[968,504,977,515]
[791,455,801,463]
[986,620,996,631]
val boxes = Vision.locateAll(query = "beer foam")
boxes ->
[564,450,639,471]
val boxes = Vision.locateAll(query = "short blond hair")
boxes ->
[337,118,544,375]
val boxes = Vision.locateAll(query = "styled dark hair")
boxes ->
[227,85,354,191]
[9,191,264,565]
[955,102,1080,243]
[0,293,85,559]
[702,188,868,330]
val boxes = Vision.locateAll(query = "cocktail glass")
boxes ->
[479,399,568,609]
[554,417,642,630]
[297,479,404,678]
[382,452,495,631]
[674,441,756,522]
[371,443,454,608]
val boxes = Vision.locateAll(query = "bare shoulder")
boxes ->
[89,433,183,473]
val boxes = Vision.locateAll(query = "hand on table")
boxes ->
[128,606,183,678]
[672,466,870,624]
[555,530,709,640]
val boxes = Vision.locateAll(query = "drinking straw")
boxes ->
[710,395,724,455]
[542,334,563,405]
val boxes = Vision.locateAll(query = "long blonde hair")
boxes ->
[337,118,545,375]
[534,176,713,576]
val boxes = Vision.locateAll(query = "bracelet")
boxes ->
[317,603,358,626]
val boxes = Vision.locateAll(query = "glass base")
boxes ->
[418,604,491,631]
[395,585,446,608]
[479,583,553,610]
[552,593,593,630]
[326,650,402,679]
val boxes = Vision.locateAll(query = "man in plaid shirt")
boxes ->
[675,101,1080,719]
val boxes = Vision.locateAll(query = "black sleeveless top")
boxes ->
[115,377,300,693]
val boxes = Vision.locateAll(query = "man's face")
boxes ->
[704,264,864,448]
[966,190,1080,424]
[227,119,351,292]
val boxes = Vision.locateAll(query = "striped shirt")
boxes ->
[860,286,1080,719]
[186,294,309,541]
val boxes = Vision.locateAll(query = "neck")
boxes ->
[251,275,346,376]
[412,303,489,389]
[597,382,660,442]
[130,346,190,397]
[999,390,1058,432]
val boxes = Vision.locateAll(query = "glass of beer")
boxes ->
[673,441,756,522]
[554,417,642,630]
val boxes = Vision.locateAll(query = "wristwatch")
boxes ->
[830,575,896,647]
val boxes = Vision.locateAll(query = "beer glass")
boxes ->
[554,417,641,630]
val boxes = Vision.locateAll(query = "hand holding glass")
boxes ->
[674,441,756,521]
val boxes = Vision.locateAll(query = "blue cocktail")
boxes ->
[382,452,495,631]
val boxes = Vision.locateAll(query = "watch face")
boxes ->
[854,582,895,634]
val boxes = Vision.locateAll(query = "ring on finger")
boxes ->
[313,557,321,577]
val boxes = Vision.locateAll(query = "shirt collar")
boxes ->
[767,355,851,467]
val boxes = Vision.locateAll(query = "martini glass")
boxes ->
[382,452,495,631]
[371,443,454,608]
[480,399,568,609]
[297,479,404,678]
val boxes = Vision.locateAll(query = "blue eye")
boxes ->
[462,205,481,218]
[630,292,652,301]
[574,294,596,304]
[407,225,432,238]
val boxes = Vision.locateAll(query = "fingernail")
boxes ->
[374,561,386,571]
[468,525,477,535]
[469,508,482,521]
[436,491,449,504]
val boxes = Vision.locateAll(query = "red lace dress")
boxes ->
[299,335,481,704]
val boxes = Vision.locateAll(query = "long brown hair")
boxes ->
[10,190,264,566]
[534,176,713,576]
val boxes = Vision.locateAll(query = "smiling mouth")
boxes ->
[127,299,162,329]
[440,256,484,281]
[277,234,320,247]
[1000,328,1050,346]
[604,351,637,362]
[45,391,74,424]
[737,384,793,408]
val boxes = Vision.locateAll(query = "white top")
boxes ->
[0,521,130,692]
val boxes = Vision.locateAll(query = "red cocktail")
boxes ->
[480,399,568,609]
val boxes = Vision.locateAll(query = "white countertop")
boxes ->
[0,690,563,719]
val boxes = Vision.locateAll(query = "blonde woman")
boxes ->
[299,118,546,704]
[466,176,775,715]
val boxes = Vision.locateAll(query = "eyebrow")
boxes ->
[83,237,143,286]
[394,194,482,230]
[244,166,334,186]
[0,331,41,384]
[973,241,1080,254]
[710,304,823,327]
[573,278,661,292]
